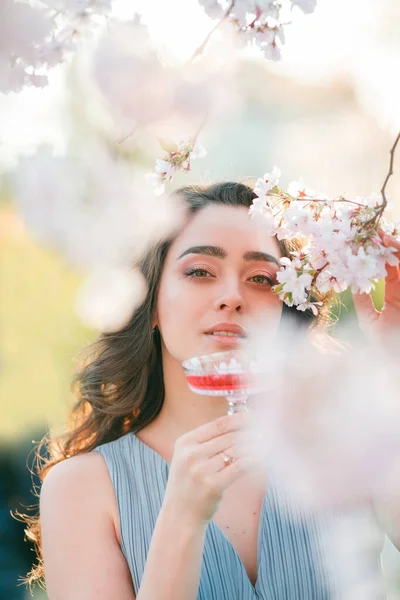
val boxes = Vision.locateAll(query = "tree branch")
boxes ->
[188,1,235,63]
[381,130,400,204]
[361,130,400,229]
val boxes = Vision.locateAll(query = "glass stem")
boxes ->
[227,395,249,415]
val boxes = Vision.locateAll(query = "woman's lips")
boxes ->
[204,332,245,346]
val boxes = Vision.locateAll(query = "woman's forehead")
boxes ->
[169,204,280,258]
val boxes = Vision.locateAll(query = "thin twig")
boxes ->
[114,124,139,146]
[268,192,365,208]
[188,1,235,63]
[381,130,400,204]
[361,130,400,229]
[192,111,210,143]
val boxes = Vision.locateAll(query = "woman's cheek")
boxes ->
[165,276,202,310]
[157,278,197,334]
[157,280,204,362]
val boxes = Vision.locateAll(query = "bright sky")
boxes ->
[0,0,398,167]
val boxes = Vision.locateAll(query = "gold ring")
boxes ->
[221,452,235,466]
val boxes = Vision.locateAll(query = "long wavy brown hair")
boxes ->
[19,181,337,591]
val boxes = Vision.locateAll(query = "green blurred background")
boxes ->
[0,199,96,599]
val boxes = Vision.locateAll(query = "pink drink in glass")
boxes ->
[182,351,256,414]
[185,372,252,393]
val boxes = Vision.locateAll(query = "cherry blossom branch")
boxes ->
[249,165,400,311]
[381,130,400,204]
[192,111,209,142]
[361,130,400,230]
[268,193,366,208]
[114,124,140,146]
[188,0,235,63]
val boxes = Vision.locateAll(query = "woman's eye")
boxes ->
[249,275,274,286]
[185,268,213,279]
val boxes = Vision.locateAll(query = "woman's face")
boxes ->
[155,204,283,363]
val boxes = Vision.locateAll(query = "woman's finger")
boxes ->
[382,265,400,320]
[378,229,400,259]
[352,292,380,336]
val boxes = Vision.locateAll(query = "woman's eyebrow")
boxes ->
[243,251,280,267]
[177,245,226,259]
[177,245,279,266]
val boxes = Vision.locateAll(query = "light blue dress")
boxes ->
[93,431,386,599]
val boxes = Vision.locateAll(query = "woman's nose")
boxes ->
[214,281,245,313]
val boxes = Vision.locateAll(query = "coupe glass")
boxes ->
[182,350,260,415]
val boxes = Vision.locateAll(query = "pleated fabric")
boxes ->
[93,431,386,599]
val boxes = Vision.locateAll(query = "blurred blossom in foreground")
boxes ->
[240,319,400,598]
[247,320,400,511]
[90,18,178,130]
[12,143,186,330]
[0,0,111,93]
[87,17,240,141]
[0,0,53,92]
[12,144,185,268]
[75,265,147,333]
[197,0,317,61]
[321,514,387,600]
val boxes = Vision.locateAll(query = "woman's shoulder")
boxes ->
[40,452,114,505]
[40,430,141,521]
[41,451,121,542]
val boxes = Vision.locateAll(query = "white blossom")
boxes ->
[248,200,277,236]
[0,0,112,94]
[155,159,176,180]
[250,166,400,313]
[280,202,316,238]
[188,140,207,159]
[356,192,383,209]
[378,244,400,268]
[197,0,225,19]
[254,166,281,199]
[297,299,323,315]
[261,42,280,61]
[147,137,207,194]
[291,0,317,14]
[197,0,317,62]
[276,265,313,305]
[344,246,379,295]
[0,0,53,92]
[381,218,400,238]
[287,178,315,198]
[316,269,347,294]
[230,1,249,27]
[0,0,52,63]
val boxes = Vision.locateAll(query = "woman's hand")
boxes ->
[351,230,400,544]
[162,412,258,527]
[352,229,400,340]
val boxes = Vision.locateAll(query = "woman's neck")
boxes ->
[153,347,228,443]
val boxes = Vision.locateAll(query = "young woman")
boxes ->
[25,182,400,599]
